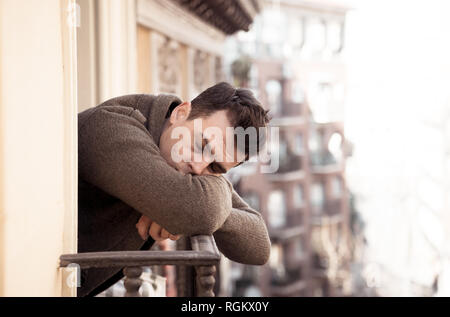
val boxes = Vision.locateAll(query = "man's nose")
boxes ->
[188,161,210,175]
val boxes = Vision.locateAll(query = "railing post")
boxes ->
[123,266,143,297]
[189,235,221,297]
[176,236,195,296]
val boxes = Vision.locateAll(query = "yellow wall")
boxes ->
[137,25,152,94]
[0,0,77,296]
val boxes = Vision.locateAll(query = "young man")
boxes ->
[77,82,271,297]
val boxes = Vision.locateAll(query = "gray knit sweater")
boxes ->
[77,94,271,296]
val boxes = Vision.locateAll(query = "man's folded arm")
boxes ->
[78,99,232,236]
[213,186,271,265]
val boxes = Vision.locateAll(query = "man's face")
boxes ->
[159,102,244,176]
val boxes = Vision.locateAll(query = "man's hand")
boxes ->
[136,215,181,242]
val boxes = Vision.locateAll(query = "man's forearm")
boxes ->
[213,208,271,265]
[213,189,271,265]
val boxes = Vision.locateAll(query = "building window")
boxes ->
[249,65,259,99]
[328,132,343,163]
[288,17,304,52]
[305,18,326,57]
[318,82,333,102]
[327,21,343,54]
[269,243,286,280]
[268,190,287,228]
[309,129,322,152]
[331,176,342,197]
[261,8,287,58]
[311,182,324,208]
[294,238,304,258]
[294,133,304,155]
[311,81,333,122]
[291,81,305,104]
[265,79,282,115]
[278,138,288,165]
[293,184,304,208]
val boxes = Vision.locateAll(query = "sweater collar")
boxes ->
[147,93,182,147]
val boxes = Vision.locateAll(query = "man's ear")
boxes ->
[169,101,191,124]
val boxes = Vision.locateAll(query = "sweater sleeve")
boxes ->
[78,99,232,237]
[213,181,272,265]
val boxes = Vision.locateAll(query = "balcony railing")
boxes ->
[271,279,307,296]
[59,235,221,297]
[278,153,303,174]
[270,211,305,242]
[312,199,342,217]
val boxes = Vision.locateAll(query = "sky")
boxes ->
[344,0,450,295]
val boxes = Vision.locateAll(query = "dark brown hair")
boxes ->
[187,82,271,162]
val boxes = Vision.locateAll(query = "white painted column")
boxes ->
[187,47,197,99]
[77,0,98,111]
[97,0,138,102]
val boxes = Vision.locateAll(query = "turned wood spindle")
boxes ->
[123,266,143,297]
[195,265,216,297]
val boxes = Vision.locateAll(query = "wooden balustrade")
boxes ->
[60,235,221,297]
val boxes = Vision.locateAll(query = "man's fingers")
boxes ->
[160,228,171,240]
[159,228,180,241]
[137,227,148,240]
[137,222,149,240]
[146,219,180,242]
[169,234,181,241]
[138,215,153,226]
[136,216,153,240]
[149,222,163,241]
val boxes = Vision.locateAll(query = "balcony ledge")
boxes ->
[311,214,343,226]
[311,164,343,175]
[270,279,307,296]
[270,225,306,241]
[267,170,305,182]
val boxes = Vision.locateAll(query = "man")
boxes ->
[78,82,272,297]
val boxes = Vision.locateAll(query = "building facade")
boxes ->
[225,0,354,297]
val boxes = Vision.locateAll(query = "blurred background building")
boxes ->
[221,0,363,297]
